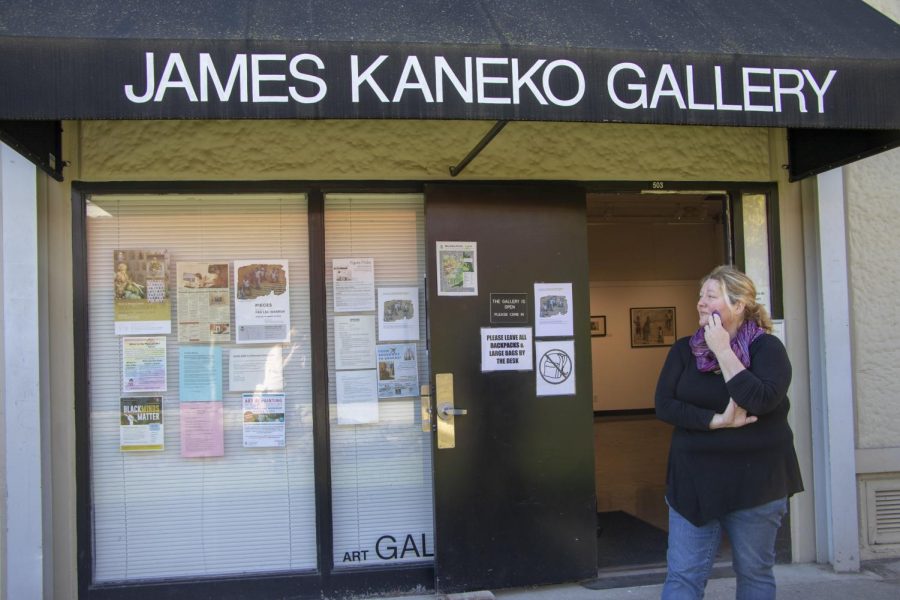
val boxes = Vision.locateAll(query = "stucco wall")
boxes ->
[852,0,900,450]
[846,147,900,449]
[75,120,770,182]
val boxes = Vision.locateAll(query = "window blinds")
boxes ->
[324,194,435,568]
[86,194,317,582]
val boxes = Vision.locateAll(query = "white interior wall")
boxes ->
[590,281,699,410]
[587,219,721,411]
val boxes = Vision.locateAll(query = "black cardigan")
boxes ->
[655,334,804,526]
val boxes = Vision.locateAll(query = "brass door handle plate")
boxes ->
[435,373,463,449]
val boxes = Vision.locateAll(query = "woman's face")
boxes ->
[697,279,743,332]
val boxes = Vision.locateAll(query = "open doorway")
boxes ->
[587,191,727,570]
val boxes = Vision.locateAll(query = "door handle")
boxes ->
[435,373,458,449]
[438,404,467,419]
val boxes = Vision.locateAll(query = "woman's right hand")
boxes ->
[709,399,758,429]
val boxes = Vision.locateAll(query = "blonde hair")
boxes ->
[701,265,773,332]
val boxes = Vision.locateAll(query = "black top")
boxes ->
[655,333,804,526]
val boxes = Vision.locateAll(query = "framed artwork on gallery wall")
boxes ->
[630,307,676,348]
[590,315,606,337]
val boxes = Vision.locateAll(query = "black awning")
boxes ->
[0,1,898,179]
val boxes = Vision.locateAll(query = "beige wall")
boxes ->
[45,123,79,600]
[852,0,900,452]
[851,0,900,560]
[846,147,900,449]
[74,120,770,182]
[772,132,815,562]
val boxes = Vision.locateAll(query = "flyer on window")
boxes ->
[228,347,284,392]
[332,257,376,313]
[120,397,164,451]
[376,343,419,398]
[113,249,171,335]
[234,260,290,343]
[436,241,477,296]
[534,282,574,338]
[377,287,420,341]
[178,346,223,401]
[242,393,286,448]
[334,315,376,370]
[180,401,224,457]
[122,336,167,393]
[176,262,231,343]
[336,369,378,424]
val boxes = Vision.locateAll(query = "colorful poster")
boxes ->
[377,287,420,341]
[334,315,376,370]
[178,346,223,401]
[534,282,574,338]
[120,397,164,451]
[376,343,419,398]
[228,347,284,392]
[234,260,290,343]
[242,393,286,448]
[480,327,534,372]
[176,261,231,343]
[113,249,171,335]
[122,336,167,392]
[336,370,378,425]
[436,241,477,296]
[535,340,576,396]
[180,401,224,457]
[332,258,376,313]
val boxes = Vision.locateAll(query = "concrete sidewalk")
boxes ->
[384,559,900,600]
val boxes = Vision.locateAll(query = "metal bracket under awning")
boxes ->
[0,120,64,181]
[449,121,508,177]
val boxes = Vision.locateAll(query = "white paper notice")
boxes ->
[228,347,284,392]
[535,340,576,396]
[436,241,477,296]
[122,336,167,392]
[534,282,574,338]
[234,260,291,343]
[376,343,419,398]
[242,393,286,448]
[334,315,377,370]
[481,327,533,372]
[377,287,420,341]
[333,258,376,313]
[336,370,378,425]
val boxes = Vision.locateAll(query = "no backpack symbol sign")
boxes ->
[535,340,576,396]
[538,348,572,384]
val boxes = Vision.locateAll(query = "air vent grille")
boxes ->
[866,481,900,545]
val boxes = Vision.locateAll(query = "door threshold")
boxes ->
[583,562,735,590]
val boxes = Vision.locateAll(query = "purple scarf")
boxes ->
[689,319,765,373]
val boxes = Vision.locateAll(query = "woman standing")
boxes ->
[655,265,803,600]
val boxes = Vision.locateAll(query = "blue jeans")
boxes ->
[661,497,788,600]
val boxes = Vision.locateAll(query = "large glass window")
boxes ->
[86,194,317,582]
[324,194,435,568]
[741,193,772,314]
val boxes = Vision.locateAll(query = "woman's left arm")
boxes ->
[725,336,792,415]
